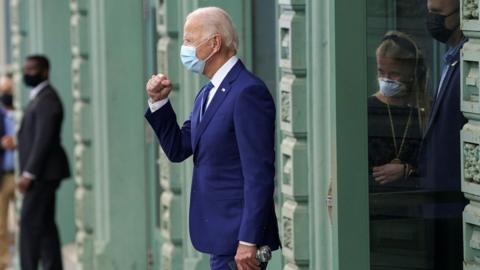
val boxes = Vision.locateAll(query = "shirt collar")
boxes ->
[444,37,467,64]
[29,80,49,100]
[210,56,239,87]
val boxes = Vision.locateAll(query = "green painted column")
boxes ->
[143,0,163,268]
[331,0,370,268]
[304,0,370,269]
[306,0,335,267]
[460,1,480,269]
[40,0,75,247]
[71,0,150,269]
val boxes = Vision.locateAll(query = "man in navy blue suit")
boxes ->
[421,0,467,269]
[145,7,280,270]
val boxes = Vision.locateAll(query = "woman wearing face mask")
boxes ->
[368,31,428,187]
[368,31,432,269]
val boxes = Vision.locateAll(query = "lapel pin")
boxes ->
[221,88,226,92]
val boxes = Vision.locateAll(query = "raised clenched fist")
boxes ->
[146,74,173,102]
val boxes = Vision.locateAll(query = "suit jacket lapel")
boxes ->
[424,61,458,137]
[19,86,51,133]
[190,95,202,148]
[192,60,245,151]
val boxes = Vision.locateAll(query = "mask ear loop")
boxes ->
[199,34,220,64]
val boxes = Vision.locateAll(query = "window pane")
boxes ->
[367,1,465,269]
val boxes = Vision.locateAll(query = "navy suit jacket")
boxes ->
[145,60,280,255]
[418,44,467,220]
[420,48,467,192]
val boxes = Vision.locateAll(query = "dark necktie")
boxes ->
[200,82,214,121]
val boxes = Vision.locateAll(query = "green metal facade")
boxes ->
[7,0,373,269]
[10,0,76,247]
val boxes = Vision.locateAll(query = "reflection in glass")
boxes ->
[368,31,431,269]
[367,1,466,269]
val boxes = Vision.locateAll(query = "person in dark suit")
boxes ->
[145,7,280,270]
[18,55,70,270]
[421,1,467,269]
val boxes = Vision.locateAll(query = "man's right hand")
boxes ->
[146,74,173,102]
[235,244,260,270]
[18,176,32,194]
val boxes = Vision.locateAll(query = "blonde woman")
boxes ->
[368,31,428,187]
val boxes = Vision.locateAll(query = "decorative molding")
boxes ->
[461,0,480,268]
[71,0,93,268]
[278,1,309,269]
[156,1,184,268]
[464,0,479,20]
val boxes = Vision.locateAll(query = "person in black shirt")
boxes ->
[368,31,432,269]
[368,31,428,188]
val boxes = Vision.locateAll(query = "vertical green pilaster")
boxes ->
[40,0,75,247]
[306,0,369,269]
[71,0,150,269]
[460,1,480,269]
[276,1,309,269]
[307,0,335,268]
[331,0,369,269]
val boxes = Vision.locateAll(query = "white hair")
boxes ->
[186,7,239,52]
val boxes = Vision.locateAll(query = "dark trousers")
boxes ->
[433,217,464,270]
[210,254,268,270]
[20,180,63,270]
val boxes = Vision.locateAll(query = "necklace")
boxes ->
[386,103,413,164]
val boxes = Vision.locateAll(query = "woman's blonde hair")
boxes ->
[376,30,430,132]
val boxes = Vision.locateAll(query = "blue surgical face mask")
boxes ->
[378,77,407,97]
[180,36,216,74]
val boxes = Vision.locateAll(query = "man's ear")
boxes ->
[212,34,222,52]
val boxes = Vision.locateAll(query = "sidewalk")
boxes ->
[5,202,76,270]
[6,243,76,270]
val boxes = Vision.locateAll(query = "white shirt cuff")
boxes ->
[148,98,168,113]
[22,171,36,180]
[239,241,256,246]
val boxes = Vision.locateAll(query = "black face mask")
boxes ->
[426,10,459,43]
[23,73,43,87]
[1,95,13,108]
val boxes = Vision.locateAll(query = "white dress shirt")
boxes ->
[22,80,49,180]
[29,80,49,100]
[148,56,239,113]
